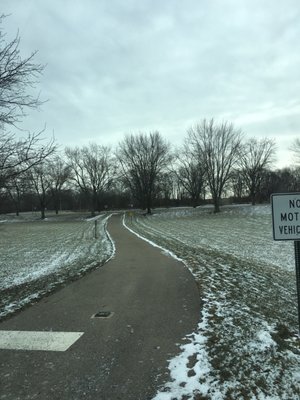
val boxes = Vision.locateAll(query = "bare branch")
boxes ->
[174,140,206,207]
[0,129,57,186]
[290,138,300,165]
[188,119,243,212]
[65,143,116,216]
[238,137,276,205]
[0,15,45,127]
[117,131,172,213]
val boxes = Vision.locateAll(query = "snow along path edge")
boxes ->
[122,214,218,400]
[122,214,186,265]
[122,212,300,400]
[103,213,116,262]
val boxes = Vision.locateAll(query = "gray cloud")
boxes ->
[2,0,299,166]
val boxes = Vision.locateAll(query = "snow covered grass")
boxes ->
[124,205,300,400]
[0,212,114,320]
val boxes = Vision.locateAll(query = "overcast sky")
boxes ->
[2,0,300,167]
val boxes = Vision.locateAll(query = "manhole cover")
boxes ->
[91,311,113,319]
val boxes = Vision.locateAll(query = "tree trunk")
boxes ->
[146,195,152,214]
[40,196,46,219]
[41,207,46,219]
[192,194,199,208]
[91,190,97,217]
[54,198,59,214]
[213,196,220,213]
[250,189,256,206]
[54,195,59,214]
[13,199,20,216]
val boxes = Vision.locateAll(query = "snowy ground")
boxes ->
[0,212,114,320]
[124,205,300,400]
[1,206,299,398]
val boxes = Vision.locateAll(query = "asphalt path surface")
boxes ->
[0,214,200,400]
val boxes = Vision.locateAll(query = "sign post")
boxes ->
[271,192,300,335]
[294,240,300,336]
[94,220,98,239]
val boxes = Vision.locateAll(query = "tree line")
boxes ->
[1,127,300,218]
[1,17,300,217]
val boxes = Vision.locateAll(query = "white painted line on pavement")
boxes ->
[0,331,84,352]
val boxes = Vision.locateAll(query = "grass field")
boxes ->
[1,206,299,398]
[0,212,113,320]
[125,205,300,400]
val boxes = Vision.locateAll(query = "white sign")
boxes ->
[271,193,300,241]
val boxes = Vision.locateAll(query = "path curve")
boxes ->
[0,214,200,400]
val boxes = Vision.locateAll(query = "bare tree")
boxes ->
[174,141,206,207]
[155,172,175,206]
[0,129,56,188]
[118,132,172,214]
[274,167,300,193]
[26,161,52,219]
[65,143,115,216]
[4,173,28,216]
[239,138,276,205]
[47,155,71,214]
[188,119,242,213]
[0,17,56,189]
[0,15,44,127]
[260,167,300,202]
[230,169,247,202]
[290,138,300,165]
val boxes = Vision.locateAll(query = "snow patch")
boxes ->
[122,214,184,264]
[0,213,115,319]
[123,206,300,400]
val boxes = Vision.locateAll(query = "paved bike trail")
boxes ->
[0,214,200,400]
